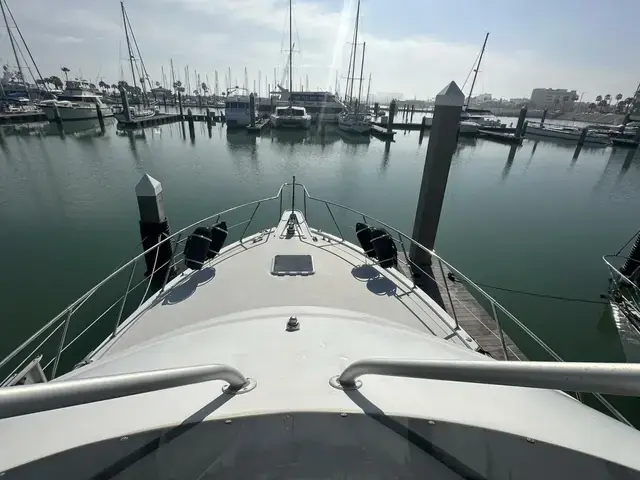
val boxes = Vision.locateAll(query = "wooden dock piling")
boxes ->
[96,104,105,131]
[187,109,195,139]
[387,100,396,134]
[120,87,132,122]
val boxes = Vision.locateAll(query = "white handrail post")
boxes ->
[112,258,138,339]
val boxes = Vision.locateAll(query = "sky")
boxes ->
[2,0,639,101]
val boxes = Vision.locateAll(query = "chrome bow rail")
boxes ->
[0,180,631,426]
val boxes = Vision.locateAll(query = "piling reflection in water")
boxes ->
[501,145,519,181]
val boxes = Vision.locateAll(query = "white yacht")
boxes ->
[270,105,311,129]
[277,90,346,123]
[604,249,640,362]
[1,177,640,477]
[224,88,258,128]
[460,108,502,127]
[526,124,611,145]
[40,80,113,122]
[338,111,371,134]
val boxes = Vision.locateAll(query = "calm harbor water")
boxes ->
[1,114,639,418]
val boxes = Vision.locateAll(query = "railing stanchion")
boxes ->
[491,301,509,360]
[161,233,181,291]
[437,257,458,329]
[396,232,414,286]
[112,258,138,339]
[325,203,344,240]
[51,308,73,379]
[241,202,261,240]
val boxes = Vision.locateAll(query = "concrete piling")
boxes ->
[577,127,588,147]
[514,105,528,138]
[420,116,427,136]
[410,81,465,268]
[249,93,256,128]
[135,174,175,289]
[540,108,548,126]
[410,105,415,122]
[52,103,63,127]
[187,108,195,140]
[119,87,131,122]
[387,100,397,134]
[621,113,631,134]
[96,103,105,130]
[178,91,184,117]
[205,107,212,129]
[374,102,379,117]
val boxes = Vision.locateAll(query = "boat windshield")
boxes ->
[7,414,638,478]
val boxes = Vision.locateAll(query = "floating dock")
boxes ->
[611,137,639,148]
[370,124,396,140]
[397,252,525,360]
[246,118,270,132]
[478,128,523,144]
[0,111,47,125]
[116,113,222,129]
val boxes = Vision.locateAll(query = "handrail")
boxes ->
[0,364,251,420]
[335,358,640,397]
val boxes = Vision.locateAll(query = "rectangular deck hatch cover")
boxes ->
[272,255,314,276]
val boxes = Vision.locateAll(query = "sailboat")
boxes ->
[338,0,371,135]
[270,0,311,129]
[114,1,155,123]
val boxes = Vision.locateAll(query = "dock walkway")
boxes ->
[398,253,525,360]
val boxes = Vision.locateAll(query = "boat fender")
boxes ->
[370,228,398,268]
[184,227,212,270]
[355,222,376,258]
[207,221,228,259]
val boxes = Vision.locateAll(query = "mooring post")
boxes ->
[514,105,528,138]
[374,102,379,117]
[540,108,548,126]
[178,91,184,117]
[163,95,167,112]
[420,116,427,136]
[135,174,175,288]
[410,105,415,123]
[119,87,131,122]
[249,93,256,128]
[577,127,588,147]
[52,103,63,126]
[205,107,212,129]
[387,100,397,134]
[410,81,465,269]
[187,108,195,139]
[96,103,105,130]
[270,95,274,113]
[621,113,631,134]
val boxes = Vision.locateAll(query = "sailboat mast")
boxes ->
[365,72,371,105]
[288,0,293,94]
[357,41,366,110]
[170,59,175,88]
[121,1,138,96]
[348,0,361,105]
[465,32,489,108]
[0,0,27,98]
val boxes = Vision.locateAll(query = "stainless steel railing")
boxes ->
[0,181,632,426]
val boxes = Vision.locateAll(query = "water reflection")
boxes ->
[226,129,258,165]
[46,118,113,138]
[116,129,147,169]
[380,140,391,174]
[336,128,370,146]
[501,145,518,180]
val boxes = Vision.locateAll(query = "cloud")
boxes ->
[2,0,636,100]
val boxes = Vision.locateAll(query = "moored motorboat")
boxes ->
[39,80,114,122]
[270,105,312,129]
[1,178,640,477]
[338,111,371,134]
[526,124,610,145]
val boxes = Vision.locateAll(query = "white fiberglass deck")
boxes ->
[95,211,477,359]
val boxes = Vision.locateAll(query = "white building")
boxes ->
[530,88,577,111]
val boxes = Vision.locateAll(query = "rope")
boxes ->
[474,282,607,305]
[616,228,640,255]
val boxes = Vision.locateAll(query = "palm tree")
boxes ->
[60,66,70,82]
[595,95,602,103]
[604,94,611,105]
[201,82,208,97]
[616,93,623,103]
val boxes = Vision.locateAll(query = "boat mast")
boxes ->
[465,32,489,108]
[288,0,293,95]
[4,0,48,94]
[121,2,139,98]
[356,41,366,111]
[348,0,361,106]
[365,72,371,105]
[124,6,152,102]
[0,0,27,99]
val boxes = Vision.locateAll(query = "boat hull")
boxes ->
[114,112,156,123]
[41,105,114,122]
[526,125,610,145]
[270,115,311,129]
[338,120,370,134]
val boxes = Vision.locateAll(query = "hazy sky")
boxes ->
[3,0,639,101]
